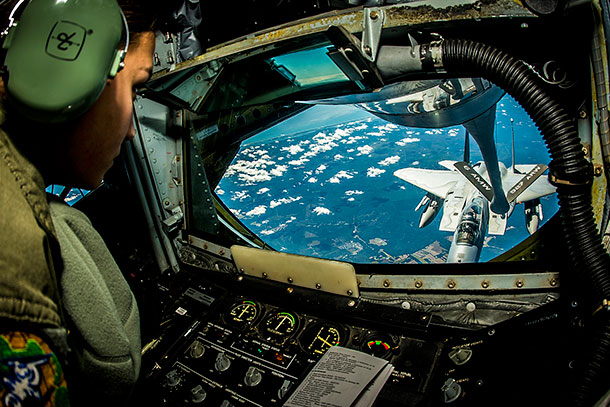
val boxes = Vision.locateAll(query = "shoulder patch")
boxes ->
[0,332,70,407]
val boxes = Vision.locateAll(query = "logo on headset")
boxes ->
[46,21,87,61]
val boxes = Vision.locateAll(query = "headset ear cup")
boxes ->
[3,0,127,123]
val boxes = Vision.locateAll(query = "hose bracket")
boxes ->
[547,163,594,189]
[592,299,610,317]
[420,40,444,70]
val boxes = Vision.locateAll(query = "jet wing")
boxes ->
[394,167,462,200]
[502,164,556,203]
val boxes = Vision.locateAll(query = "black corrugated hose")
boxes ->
[435,39,610,406]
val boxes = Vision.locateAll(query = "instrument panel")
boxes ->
[141,275,441,407]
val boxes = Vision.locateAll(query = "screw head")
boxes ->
[415,280,423,289]
[481,280,490,289]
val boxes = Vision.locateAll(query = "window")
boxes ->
[214,94,558,264]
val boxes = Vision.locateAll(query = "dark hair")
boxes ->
[117,0,162,43]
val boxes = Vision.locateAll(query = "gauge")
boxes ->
[299,323,344,355]
[226,300,260,329]
[262,311,299,341]
[361,333,395,359]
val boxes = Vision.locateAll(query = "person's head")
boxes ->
[0,0,160,189]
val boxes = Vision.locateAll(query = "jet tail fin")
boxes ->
[453,161,494,201]
[506,164,548,203]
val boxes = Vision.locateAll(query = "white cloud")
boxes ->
[350,123,368,131]
[270,165,288,177]
[333,128,350,138]
[225,154,278,185]
[257,187,269,194]
[329,170,354,184]
[246,205,267,216]
[313,207,332,215]
[348,197,355,202]
[345,190,364,196]
[334,154,344,160]
[308,177,318,183]
[357,145,373,155]
[342,135,367,145]
[270,196,302,208]
[447,128,460,137]
[367,167,386,177]
[281,144,304,155]
[260,216,297,235]
[315,164,327,174]
[411,161,420,166]
[216,188,225,195]
[379,156,400,166]
[395,137,421,146]
[377,123,398,131]
[232,190,250,201]
[288,158,310,166]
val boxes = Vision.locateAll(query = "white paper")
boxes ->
[353,363,394,407]
[283,346,393,407]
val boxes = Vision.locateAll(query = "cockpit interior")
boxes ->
[52,0,610,405]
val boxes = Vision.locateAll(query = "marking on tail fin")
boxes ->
[506,164,547,202]
[453,161,494,201]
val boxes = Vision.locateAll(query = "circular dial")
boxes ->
[262,311,298,341]
[227,300,260,328]
[361,334,395,358]
[300,323,343,355]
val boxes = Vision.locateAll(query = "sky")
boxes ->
[217,94,557,263]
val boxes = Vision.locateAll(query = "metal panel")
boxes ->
[358,272,559,291]
[134,96,185,214]
[152,0,534,80]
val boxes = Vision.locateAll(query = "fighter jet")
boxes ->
[394,159,555,263]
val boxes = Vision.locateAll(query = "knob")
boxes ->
[191,384,207,404]
[244,366,262,387]
[165,369,181,387]
[448,348,472,365]
[215,352,231,372]
[189,340,205,359]
[278,379,293,399]
[441,378,462,403]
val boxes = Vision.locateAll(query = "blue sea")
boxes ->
[215,94,558,264]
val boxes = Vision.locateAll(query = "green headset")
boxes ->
[2,0,129,123]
